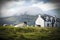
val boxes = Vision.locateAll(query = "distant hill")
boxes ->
[0,8,60,26]
[0,12,60,26]
[0,14,38,26]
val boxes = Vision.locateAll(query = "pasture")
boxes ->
[0,26,60,40]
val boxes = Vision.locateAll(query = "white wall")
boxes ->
[35,15,44,27]
[44,22,51,27]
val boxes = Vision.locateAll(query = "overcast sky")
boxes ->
[1,0,60,17]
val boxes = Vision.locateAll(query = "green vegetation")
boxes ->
[0,26,60,40]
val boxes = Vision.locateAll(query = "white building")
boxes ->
[35,15,60,27]
[35,15,44,27]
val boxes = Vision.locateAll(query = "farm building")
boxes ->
[35,15,60,27]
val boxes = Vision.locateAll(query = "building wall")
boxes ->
[35,15,45,27]
[55,22,60,27]
[44,21,60,27]
[44,22,51,27]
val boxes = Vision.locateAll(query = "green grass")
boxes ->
[0,26,60,40]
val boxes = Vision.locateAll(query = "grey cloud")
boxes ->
[0,0,30,4]
[31,0,60,3]
[1,0,60,4]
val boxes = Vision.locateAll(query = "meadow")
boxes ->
[0,26,60,40]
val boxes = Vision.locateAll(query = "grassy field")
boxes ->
[0,26,60,40]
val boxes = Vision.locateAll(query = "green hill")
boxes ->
[0,26,60,40]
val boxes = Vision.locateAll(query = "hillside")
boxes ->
[0,26,60,40]
[0,14,37,26]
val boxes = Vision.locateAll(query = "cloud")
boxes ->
[35,0,60,3]
[1,1,28,17]
[1,0,60,17]
[1,0,60,5]
[31,2,60,11]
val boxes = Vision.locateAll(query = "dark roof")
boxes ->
[41,14,60,22]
